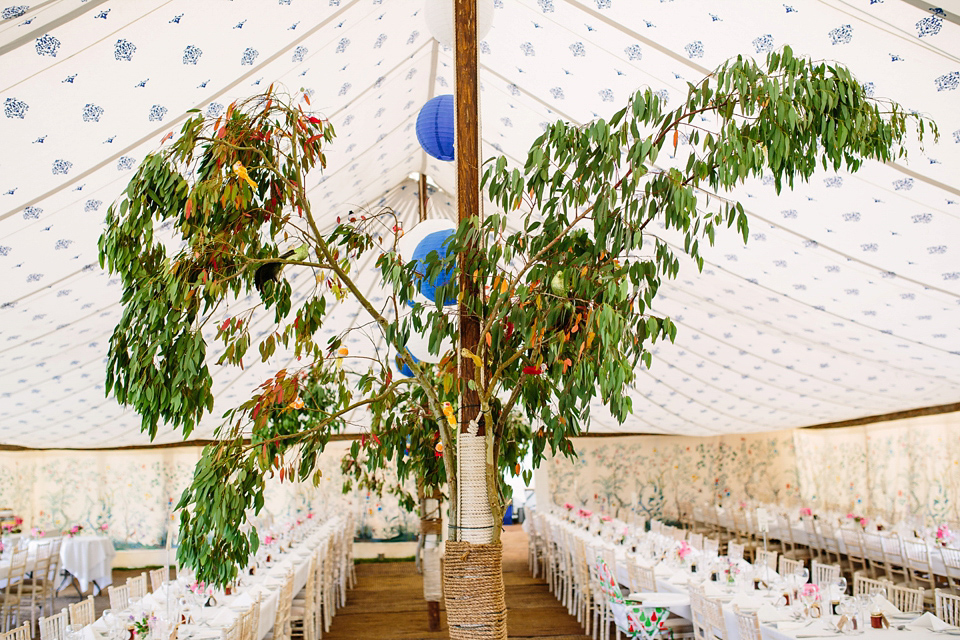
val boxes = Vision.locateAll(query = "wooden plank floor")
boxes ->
[323,525,590,639]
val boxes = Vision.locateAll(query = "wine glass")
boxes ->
[794,566,810,584]
[831,576,847,614]
[64,625,82,640]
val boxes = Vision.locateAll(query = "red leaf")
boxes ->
[305,134,324,145]
[522,365,542,376]
[220,318,231,332]
[308,116,323,125]
[184,200,193,220]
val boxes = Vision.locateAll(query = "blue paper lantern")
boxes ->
[411,229,456,305]
[395,350,419,377]
[416,94,455,162]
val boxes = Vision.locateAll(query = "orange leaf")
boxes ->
[485,332,492,347]
[184,200,193,220]
[673,129,679,150]
[305,134,324,145]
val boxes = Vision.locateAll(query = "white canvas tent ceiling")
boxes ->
[1,0,959,448]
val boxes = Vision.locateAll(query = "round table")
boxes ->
[29,535,116,593]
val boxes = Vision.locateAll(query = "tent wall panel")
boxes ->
[551,411,960,525]
[0,442,416,548]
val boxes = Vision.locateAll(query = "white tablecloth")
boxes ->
[83,519,338,640]
[57,535,116,591]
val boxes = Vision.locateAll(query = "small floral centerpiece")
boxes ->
[130,614,153,639]
[937,524,953,547]
[67,524,83,537]
[563,502,574,511]
[30,527,44,538]
[601,514,613,522]
[723,557,741,584]
[799,507,813,518]
[675,540,692,564]
[99,523,109,534]
[846,513,869,529]
[577,508,593,519]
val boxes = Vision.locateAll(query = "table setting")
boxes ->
[77,516,340,640]
[542,508,960,640]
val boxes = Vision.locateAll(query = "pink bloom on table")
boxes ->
[69,525,80,534]
[563,503,574,511]
[937,524,952,542]
[859,517,869,528]
[846,513,855,519]
[264,535,274,545]
[601,515,612,522]
[801,583,820,598]
[577,509,593,518]
[677,540,692,560]
[13,517,22,526]
[799,507,813,517]
[100,523,109,532]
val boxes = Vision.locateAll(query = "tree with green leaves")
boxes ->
[100,47,933,638]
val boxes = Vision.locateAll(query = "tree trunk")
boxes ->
[444,1,507,638]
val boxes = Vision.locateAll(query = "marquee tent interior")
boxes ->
[2,0,960,638]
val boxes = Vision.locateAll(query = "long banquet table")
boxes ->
[82,516,344,640]
[540,510,958,640]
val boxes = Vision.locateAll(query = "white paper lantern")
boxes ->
[424,0,495,48]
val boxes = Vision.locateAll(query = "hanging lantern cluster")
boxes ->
[416,0,495,161]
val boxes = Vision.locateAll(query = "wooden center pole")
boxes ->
[455,0,483,442]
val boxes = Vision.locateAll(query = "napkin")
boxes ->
[776,621,812,631]
[729,593,763,610]
[871,594,901,616]
[623,592,690,608]
[231,593,254,609]
[702,582,726,598]
[907,612,952,632]
[177,625,223,640]
[654,564,674,577]
[756,603,790,623]
[209,608,238,628]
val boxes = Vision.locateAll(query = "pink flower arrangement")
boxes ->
[99,523,109,532]
[30,527,44,538]
[563,502,574,511]
[601,515,612,522]
[937,524,952,545]
[68,524,83,537]
[799,507,813,517]
[577,508,593,518]
[676,540,692,560]
[847,514,868,528]
[801,583,820,599]
[189,581,212,595]
[263,535,275,545]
